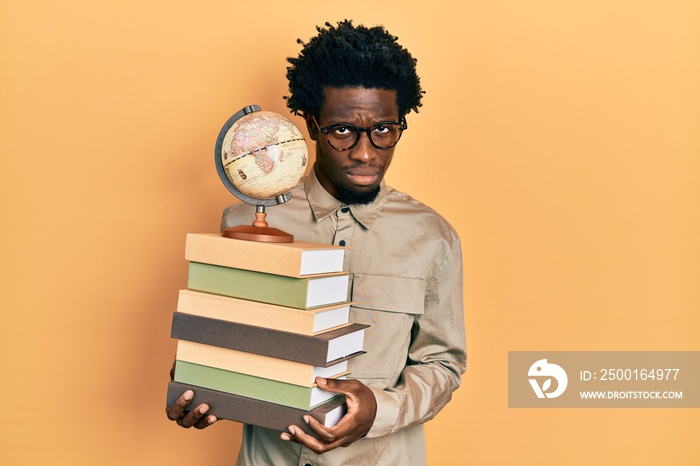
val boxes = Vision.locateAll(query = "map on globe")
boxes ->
[220,111,308,200]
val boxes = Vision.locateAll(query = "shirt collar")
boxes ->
[304,164,390,230]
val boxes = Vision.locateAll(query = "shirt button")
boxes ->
[339,240,346,246]
[341,207,349,213]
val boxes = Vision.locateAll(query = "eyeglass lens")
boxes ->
[326,123,404,150]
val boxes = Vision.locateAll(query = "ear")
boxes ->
[304,113,319,141]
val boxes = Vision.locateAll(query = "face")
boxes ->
[306,87,400,204]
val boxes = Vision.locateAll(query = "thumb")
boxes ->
[315,376,344,393]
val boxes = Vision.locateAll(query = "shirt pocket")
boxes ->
[350,273,426,315]
[347,274,427,384]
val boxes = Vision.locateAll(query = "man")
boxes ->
[167,20,466,465]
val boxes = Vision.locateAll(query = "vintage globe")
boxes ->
[214,105,308,242]
[216,106,308,203]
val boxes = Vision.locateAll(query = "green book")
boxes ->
[187,262,349,309]
[173,360,346,410]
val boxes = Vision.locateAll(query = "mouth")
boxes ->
[344,168,382,187]
[346,173,379,186]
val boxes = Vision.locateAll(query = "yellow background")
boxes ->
[1,1,698,464]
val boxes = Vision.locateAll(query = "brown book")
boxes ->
[166,381,346,434]
[185,233,346,278]
[170,312,368,367]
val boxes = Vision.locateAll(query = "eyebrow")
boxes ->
[321,115,400,125]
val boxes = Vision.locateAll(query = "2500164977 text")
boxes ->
[580,369,680,381]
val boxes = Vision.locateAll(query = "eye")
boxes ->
[331,125,355,138]
[372,124,397,138]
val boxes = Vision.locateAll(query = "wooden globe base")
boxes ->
[221,211,293,243]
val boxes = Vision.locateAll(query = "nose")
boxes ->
[348,131,376,163]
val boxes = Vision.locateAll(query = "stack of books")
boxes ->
[166,233,368,433]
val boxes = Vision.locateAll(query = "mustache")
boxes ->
[342,164,384,172]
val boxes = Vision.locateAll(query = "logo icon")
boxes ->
[528,359,568,398]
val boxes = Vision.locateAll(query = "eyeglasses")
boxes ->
[312,115,407,151]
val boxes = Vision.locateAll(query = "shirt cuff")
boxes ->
[364,387,399,438]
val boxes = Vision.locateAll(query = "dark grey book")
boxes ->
[170,312,368,367]
[166,381,346,434]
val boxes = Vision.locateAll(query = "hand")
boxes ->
[280,377,377,454]
[165,389,218,429]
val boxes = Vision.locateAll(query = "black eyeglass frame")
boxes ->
[311,115,408,151]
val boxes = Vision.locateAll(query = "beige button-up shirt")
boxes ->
[221,167,467,466]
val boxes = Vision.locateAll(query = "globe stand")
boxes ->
[221,205,294,243]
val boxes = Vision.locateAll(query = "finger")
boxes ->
[193,414,218,430]
[285,424,341,455]
[303,415,335,443]
[315,377,351,401]
[309,410,366,446]
[316,377,361,398]
[165,390,194,420]
[315,377,335,392]
[316,376,356,391]
[176,403,210,429]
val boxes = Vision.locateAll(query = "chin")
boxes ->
[336,185,381,205]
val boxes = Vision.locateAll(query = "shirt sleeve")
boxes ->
[365,235,467,437]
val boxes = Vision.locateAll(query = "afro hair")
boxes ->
[285,20,424,118]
